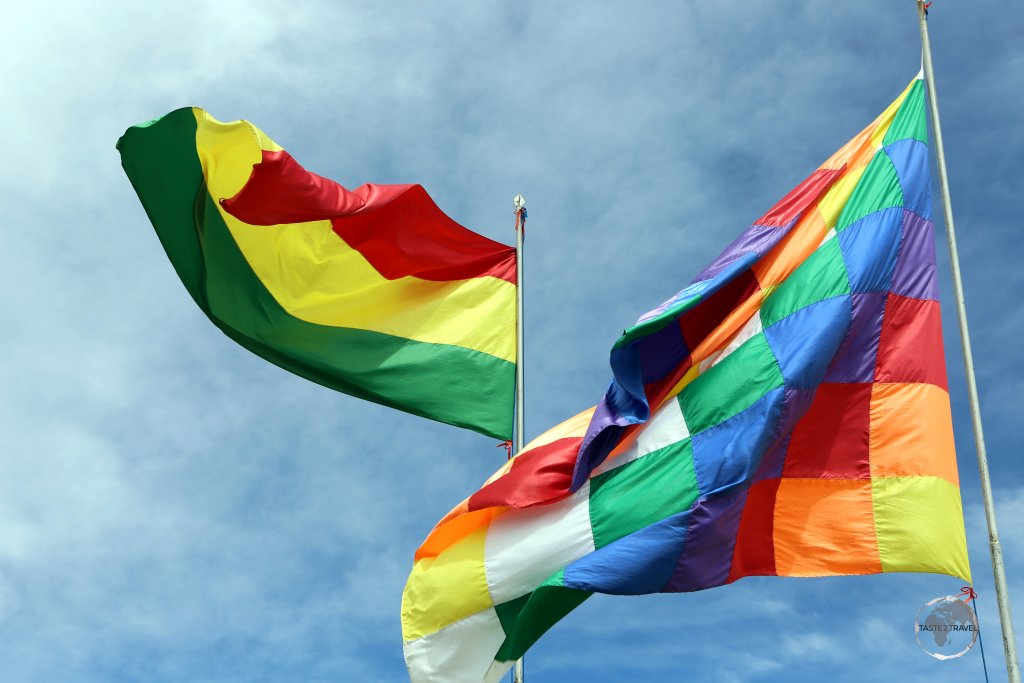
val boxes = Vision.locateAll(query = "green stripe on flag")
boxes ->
[118,109,210,311]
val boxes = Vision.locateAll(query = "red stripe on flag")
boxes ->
[220,150,516,283]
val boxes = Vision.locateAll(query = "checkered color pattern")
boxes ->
[402,74,969,683]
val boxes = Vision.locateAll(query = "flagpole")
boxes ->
[916,3,1021,681]
[512,194,527,683]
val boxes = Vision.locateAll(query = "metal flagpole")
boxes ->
[916,3,1020,681]
[512,193,527,683]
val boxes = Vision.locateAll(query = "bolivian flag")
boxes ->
[118,108,516,439]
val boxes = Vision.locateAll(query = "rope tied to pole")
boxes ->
[515,208,527,237]
[958,586,992,683]
[497,440,513,459]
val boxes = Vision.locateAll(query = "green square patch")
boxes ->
[835,149,905,232]
[759,237,851,328]
[588,436,699,549]
[677,333,784,435]
[882,80,928,147]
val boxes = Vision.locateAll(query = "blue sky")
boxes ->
[2,1,1022,681]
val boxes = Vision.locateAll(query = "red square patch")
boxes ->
[728,477,781,582]
[783,382,872,479]
[875,293,947,390]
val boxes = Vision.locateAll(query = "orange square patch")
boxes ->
[773,478,882,576]
[869,382,959,485]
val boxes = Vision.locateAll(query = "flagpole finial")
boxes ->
[513,194,526,211]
